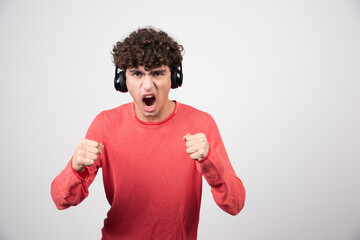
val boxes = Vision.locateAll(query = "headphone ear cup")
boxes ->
[118,71,128,92]
[171,64,183,89]
[171,67,177,88]
[114,68,128,92]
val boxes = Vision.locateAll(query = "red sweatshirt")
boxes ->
[51,102,245,239]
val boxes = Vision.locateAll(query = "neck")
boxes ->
[135,100,176,123]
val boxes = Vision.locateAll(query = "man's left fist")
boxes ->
[183,133,210,161]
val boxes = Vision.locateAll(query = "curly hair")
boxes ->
[112,27,184,70]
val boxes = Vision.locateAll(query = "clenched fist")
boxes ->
[72,138,104,172]
[183,133,210,161]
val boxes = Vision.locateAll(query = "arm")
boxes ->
[184,117,245,215]
[50,157,101,210]
[51,112,104,210]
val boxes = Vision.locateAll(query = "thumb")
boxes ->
[183,133,191,141]
[98,143,104,154]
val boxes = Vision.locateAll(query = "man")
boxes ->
[51,27,245,239]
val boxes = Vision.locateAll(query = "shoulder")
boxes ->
[92,102,133,123]
[101,102,132,115]
[177,102,214,123]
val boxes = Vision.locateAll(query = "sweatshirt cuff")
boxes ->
[70,163,89,182]
[197,145,211,163]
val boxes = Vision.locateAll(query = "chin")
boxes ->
[140,106,156,116]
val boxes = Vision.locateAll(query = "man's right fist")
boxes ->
[72,139,104,172]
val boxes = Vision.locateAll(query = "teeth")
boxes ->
[144,95,153,98]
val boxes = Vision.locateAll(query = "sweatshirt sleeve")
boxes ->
[195,116,246,215]
[51,112,104,210]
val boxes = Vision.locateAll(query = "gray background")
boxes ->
[1,0,360,239]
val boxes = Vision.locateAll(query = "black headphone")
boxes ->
[114,63,183,93]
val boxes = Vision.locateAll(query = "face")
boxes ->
[125,65,174,122]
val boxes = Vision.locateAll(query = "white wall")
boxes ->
[0,0,359,239]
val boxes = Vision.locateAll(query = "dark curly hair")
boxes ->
[112,27,184,70]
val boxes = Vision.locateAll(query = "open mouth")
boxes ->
[143,95,156,109]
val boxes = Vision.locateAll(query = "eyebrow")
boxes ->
[150,69,166,74]
[128,69,167,74]
[129,69,143,73]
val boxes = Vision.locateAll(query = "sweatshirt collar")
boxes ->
[132,101,179,125]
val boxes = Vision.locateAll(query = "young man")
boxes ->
[51,27,245,239]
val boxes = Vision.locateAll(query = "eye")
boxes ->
[132,71,142,77]
[153,71,164,77]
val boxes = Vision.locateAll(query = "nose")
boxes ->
[142,74,154,91]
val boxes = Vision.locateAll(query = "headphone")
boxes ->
[114,63,183,92]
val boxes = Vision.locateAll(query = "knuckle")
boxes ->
[199,149,204,155]
[77,157,84,165]
[201,134,207,140]
[83,145,90,152]
[78,143,85,149]
[89,139,97,146]
[84,159,92,165]
[78,149,84,156]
